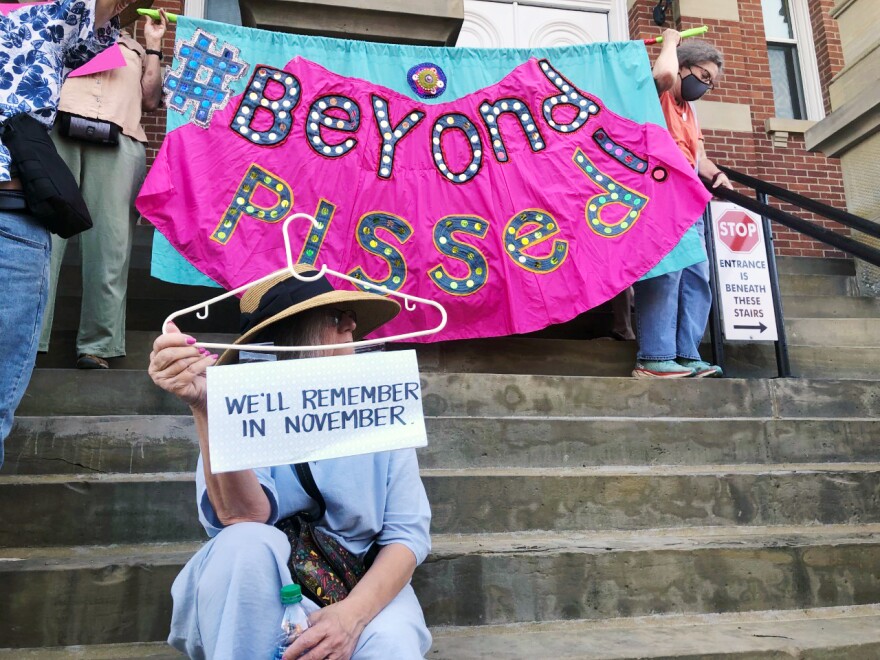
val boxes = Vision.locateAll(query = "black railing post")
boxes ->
[702,206,725,372]
[757,190,791,378]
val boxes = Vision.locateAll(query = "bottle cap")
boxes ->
[280,583,303,604]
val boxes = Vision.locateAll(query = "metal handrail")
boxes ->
[701,176,880,268]
[698,171,880,378]
[720,166,880,241]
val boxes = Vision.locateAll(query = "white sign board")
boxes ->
[710,201,778,342]
[206,350,427,473]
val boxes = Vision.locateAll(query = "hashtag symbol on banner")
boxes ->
[165,29,248,128]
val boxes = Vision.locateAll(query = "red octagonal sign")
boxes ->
[717,210,759,253]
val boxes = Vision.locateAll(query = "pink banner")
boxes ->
[138,56,711,342]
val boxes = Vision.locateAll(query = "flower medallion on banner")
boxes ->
[407,62,447,99]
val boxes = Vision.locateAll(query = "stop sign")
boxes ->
[716,210,760,253]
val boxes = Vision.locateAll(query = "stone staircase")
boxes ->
[3,228,880,657]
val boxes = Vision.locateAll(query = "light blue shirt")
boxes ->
[196,448,432,565]
[0,0,118,181]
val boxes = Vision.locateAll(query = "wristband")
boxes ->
[711,171,724,186]
[145,49,163,61]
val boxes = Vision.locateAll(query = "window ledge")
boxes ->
[765,118,818,147]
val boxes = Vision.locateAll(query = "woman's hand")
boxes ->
[148,321,217,410]
[661,28,682,47]
[141,8,168,51]
[284,599,366,660]
[711,171,733,190]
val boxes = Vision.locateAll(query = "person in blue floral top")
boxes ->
[0,0,140,465]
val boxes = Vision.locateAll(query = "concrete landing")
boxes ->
[430,605,880,659]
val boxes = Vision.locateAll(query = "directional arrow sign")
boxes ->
[733,322,768,333]
[710,201,778,342]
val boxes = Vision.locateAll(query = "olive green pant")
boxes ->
[38,131,146,358]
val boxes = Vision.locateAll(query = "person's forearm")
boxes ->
[192,404,272,525]
[652,39,679,93]
[141,52,163,111]
[698,154,721,180]
[94,0,118,29]
[341,544,417,629]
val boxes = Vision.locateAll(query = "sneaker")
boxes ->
[676,358,723,378]
[632,359,695,378]
[76,354,109,369]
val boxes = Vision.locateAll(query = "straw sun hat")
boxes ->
[215,265,401,366]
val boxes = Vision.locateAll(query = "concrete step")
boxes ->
[34,332,880,378]
[19,370,880,419]
[417,525,880,627]
[777,273,856,297]
[411,337,880,379]
[6,415,880,475]
[6,605,880,659]
[430,605,880,659]
[4,525,880,646]
[0,542,191,648]
[0,643,182,658]
[785,317,880,346]
[5,464,880,546]
[775,256,855,277]
[777,294,880,319]
[35,315,880,372]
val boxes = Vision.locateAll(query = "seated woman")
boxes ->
[148,265,432,660]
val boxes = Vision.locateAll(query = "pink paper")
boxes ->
[138,57,711,343]
[67,44,127,77]
[0,2,48,14]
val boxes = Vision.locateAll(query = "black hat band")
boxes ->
[239,271,335,334]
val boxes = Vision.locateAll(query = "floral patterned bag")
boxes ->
[275,463,379,607]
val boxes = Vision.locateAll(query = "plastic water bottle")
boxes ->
[272,583,310,659]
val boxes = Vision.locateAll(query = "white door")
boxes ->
[457,0,620,48]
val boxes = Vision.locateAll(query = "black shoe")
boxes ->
[76,354,109,369]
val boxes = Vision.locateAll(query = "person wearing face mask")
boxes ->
[631,30,733,378]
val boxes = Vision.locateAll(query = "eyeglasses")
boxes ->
[688,64,716,90]
[328,308,357,327]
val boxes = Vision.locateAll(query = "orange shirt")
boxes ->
[659,90,702,168]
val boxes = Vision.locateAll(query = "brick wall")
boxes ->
[137,0,182,165]
[629,0,848,258]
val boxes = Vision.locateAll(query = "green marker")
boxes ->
[644,26,708,45]
[137,8,178,23]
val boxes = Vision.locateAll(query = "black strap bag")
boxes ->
[56,111,120,146]
[275,463,380,607]
[0,113,92,238]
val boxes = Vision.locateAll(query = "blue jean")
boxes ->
[0,205,51,465]
[633,217,711,362]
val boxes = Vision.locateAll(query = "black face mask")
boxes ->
[680,73,711,101]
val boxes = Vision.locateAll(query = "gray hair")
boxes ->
[677,40,724,73]
[252,307,330,361]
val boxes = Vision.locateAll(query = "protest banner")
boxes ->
[137,18,712,343]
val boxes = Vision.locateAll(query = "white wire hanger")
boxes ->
[162,212,448,353]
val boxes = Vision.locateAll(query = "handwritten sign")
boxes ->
[205,350,427,473]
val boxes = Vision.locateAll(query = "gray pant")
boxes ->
[38,131,146,357]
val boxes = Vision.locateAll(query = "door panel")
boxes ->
[458,1,610,48]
